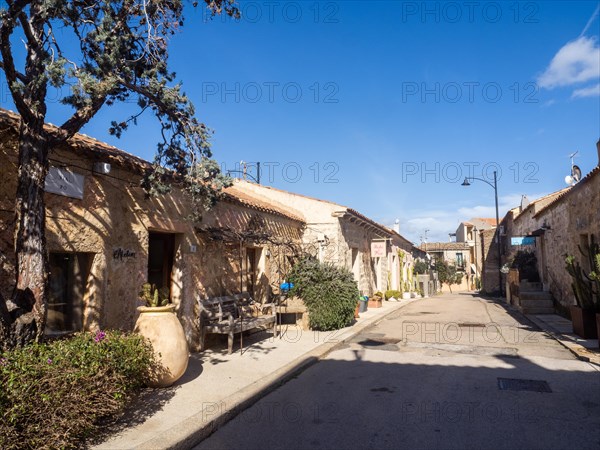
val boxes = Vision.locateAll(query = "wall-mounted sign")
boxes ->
[113,248,136,261]
[45,167,84,199]
[511,236,535,246]
[371,241,387,258]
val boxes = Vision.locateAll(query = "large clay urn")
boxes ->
[135,304,189,388]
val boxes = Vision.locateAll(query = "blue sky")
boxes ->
[2,1,599,244]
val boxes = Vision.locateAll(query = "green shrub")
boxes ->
[0,330,155,449]
[413,260,429,275]
[289,256,359,331]
[384,290,402,299]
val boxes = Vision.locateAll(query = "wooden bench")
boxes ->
[198,292,277,354]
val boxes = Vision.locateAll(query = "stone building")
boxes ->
[419,241,472,292]
[486,140,600,312]
[0,109,304,350]
[455,218,496,282]
[234,180,421,295]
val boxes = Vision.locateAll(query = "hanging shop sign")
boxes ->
[371,241,387,257]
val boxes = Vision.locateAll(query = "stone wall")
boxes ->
[535,169,600,313]
[480,228,501,294]
[496,168,600,313]
[0,128,303,351]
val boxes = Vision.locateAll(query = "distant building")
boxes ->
[418,241,472,292]
[455,218,496,286]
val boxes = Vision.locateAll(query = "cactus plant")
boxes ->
[139,282,170,307]
[565,235,600,312]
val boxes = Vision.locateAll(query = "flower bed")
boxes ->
[0,330,155,449]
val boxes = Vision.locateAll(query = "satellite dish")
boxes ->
[571,165,582,183]
[565,151,581,186]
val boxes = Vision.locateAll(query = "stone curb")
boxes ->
[526,314,600,367]
[134,299,420,450]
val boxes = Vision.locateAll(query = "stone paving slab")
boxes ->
[526,314,600,366]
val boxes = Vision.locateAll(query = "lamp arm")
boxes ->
[465,176,496,190]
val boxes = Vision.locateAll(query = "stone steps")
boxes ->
[517,286,555,315]
[520,291,553,301]
[520,281,543,291]
[521,306,556,315]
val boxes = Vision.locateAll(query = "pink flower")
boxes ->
[47,358,52,364]
[94,330,107,343]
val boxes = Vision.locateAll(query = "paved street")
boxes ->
[196,293,600,450]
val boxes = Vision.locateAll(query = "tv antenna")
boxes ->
[564,151,581,186]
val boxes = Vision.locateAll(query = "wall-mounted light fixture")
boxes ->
[93,162,111,175]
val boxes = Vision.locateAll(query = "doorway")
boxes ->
[47,252,91,333]
[148,232,175,297]
[245,247,258,297]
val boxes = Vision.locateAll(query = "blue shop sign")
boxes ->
[511,236,535,246]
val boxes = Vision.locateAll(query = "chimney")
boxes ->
[393,219,400,233]
[596,139,600,166]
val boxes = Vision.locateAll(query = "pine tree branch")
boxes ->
[53,95,107,143]
[0,0,34,122]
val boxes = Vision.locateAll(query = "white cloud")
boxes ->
[537,36,600,89]
[400,193,548,244]
[571,83,600,98]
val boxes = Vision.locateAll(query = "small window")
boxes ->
[456,252,464,269]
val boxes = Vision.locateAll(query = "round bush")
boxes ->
[289,257,359,331]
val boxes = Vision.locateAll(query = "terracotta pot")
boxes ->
[570,306,598,339]
[135,304,189,388]
[368,298,383,308]
[354,302,360,319]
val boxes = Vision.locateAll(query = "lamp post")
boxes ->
[227,161,261,184]
[461,171,503,296]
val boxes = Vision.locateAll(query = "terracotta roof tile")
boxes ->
[0,108,305,223]
[222,185,305,223]
[0,108,151,172]
[533,166,600,218]
[419,242,471,251]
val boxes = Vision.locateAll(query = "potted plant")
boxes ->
[368,292,383,308]
[135,283,189,387]
[385,290,402,302]
[402,282,411,300]
[565,236,600,340]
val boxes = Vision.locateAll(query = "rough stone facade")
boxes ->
[237,181,420,296]
[492,144,600,313]
[480,228,501,294]
[419,242,472,292]
[0,111,303,351]
[532,167,600,313]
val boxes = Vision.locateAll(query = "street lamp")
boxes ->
[227,161,261,184]
[461,171,502,296]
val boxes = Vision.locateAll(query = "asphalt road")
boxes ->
[195,293,600,450]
